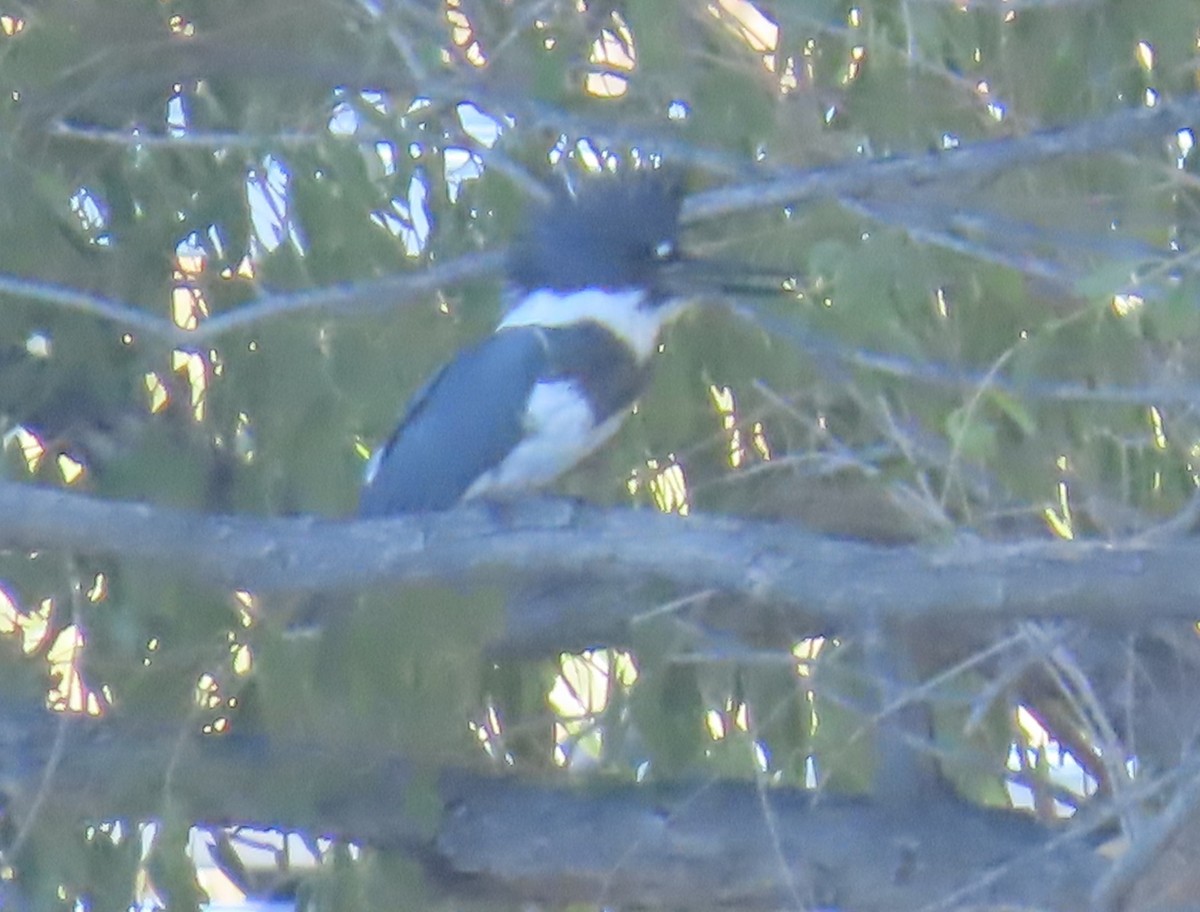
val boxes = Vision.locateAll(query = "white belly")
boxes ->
[463,380,625,499]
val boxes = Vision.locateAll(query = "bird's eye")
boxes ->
[653,240,675,260]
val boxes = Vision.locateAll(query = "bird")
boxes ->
[359,175,703,516]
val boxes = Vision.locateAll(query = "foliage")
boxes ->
[1,0,1200,908]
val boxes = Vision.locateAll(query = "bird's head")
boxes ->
[508,175,685,297]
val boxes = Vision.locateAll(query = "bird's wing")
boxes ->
[359,327,548,515]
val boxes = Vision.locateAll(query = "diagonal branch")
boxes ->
[0,250,508,347]
[685,94,1200,221]
[7,98,1196,343]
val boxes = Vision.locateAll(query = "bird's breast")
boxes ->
[360,310,663,514]
[499,287,677,361]
[462,379,627,499]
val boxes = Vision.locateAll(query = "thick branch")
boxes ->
[0,482,1197,634]
[2,709,1101,912]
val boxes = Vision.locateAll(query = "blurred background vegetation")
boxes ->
[2,0,1200,908]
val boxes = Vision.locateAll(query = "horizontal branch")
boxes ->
[433,772,1101,911]
[1,481,1197,634]
[1,708,1100,911]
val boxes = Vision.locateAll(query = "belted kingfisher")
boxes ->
[359,176,697,516]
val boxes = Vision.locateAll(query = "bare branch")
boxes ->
[685,95,1200,221]
[186,249,508,342]
[0,250,507,346]
[1,708,1101,912]
[11,95,1197,344]
[1092,759,1200,912]
[0,274,181,343]
[2,482,1199,641]
[49,122,331,149]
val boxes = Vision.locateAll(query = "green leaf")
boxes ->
[809,644,876,795]
[946,405,998,465]
[630,659,704,775]
[741,662,812,783]
[145,807,206,912]
[932,686,1013,807]
[986,388,1037,437]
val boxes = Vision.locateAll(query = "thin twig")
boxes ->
[0,274,180,343]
